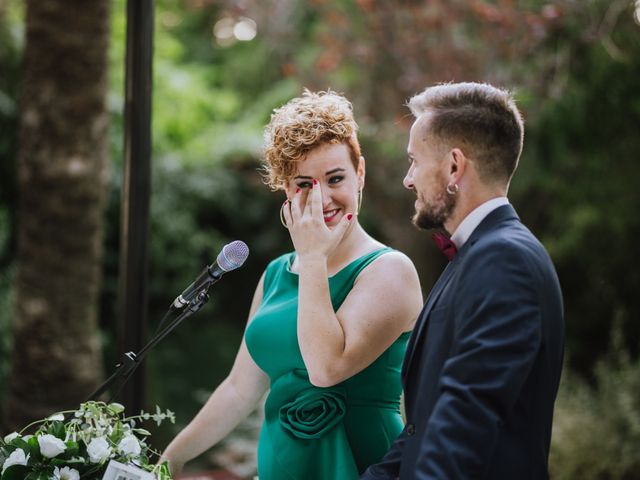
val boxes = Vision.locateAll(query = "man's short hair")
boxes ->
[408,82,524,185]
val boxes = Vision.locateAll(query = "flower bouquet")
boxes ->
[0,401,174,480]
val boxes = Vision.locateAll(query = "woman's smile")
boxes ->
[323,208,340,223]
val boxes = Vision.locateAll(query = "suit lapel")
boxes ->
[401,259,458,382]
[401,204,521,384]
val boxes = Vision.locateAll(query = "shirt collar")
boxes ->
[450,197,509,249]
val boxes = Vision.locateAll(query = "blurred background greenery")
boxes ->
[1,0,639,478]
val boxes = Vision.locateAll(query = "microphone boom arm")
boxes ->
[87,289,211,402]
[88,240,249,403]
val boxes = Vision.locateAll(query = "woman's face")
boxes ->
[285,142,364,229]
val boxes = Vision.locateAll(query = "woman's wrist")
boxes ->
[161,444,187,467]
[297,253,327,270]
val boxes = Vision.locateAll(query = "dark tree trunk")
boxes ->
[3,0,110,429]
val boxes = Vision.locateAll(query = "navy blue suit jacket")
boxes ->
[362,204,564,479]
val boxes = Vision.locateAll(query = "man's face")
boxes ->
[403,113,456,230]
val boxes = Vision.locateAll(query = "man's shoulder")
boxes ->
[465,218,547,261]
[475,210,544,247]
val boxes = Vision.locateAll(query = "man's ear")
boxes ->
[449,148,467,184]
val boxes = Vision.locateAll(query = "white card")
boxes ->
[101,460,155,480]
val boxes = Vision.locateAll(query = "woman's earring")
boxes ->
[280,201,288,227]
[357,190,363,215]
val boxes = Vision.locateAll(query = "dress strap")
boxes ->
[340,246,394,279]
[329,247,394,311]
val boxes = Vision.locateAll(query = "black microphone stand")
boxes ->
[87,289,211,403]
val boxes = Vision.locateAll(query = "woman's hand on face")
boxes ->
[283,179,353,262]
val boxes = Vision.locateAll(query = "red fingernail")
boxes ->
[295,188,301,193]
[313,179,318,185]
[347,213,353,221]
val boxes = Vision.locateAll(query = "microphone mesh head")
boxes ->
[217,240,250,272]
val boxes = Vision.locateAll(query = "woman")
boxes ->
[161,90,423,479]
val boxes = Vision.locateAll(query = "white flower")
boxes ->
[86,437,112,463]
[117,434,141,457]
[3,432,20,443]
[47,413,65,421]
[2,448,29,473]
[52,466,80,480]
[37,434,67,458]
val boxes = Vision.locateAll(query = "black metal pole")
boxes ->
[117,0,154,414]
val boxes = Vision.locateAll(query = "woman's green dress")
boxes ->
[245,248,410,479]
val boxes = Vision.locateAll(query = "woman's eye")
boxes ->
[296,182,312,189]
[328,176,344,185]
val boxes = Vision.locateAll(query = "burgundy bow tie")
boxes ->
[432,232,458,261]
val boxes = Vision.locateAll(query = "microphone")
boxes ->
[172,240,249,310]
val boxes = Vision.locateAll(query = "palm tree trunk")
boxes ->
[3,0,111,429]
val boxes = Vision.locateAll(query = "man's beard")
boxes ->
[412,189,456,230]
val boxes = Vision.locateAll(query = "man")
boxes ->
[362,82,564,479]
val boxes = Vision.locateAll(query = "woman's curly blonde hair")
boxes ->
[261,89,361,191]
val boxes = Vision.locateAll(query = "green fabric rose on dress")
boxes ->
[279,388,347,439]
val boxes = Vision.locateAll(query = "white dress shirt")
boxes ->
[450,197,509,249]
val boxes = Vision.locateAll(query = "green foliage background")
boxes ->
[1,0,639,477]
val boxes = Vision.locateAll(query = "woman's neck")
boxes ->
[289,222,382,276]
[325,222,380,274]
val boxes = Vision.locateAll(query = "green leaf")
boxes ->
[1,465,29,480]
[111,422,123,441]
[155,461,172,480]
[47,421,66,440]
[10,439,29,452]
[24,471,50,480]
[25,437,41,459]
[81,463,107,478]
[64,441,79,456]
[107,403,125,414]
